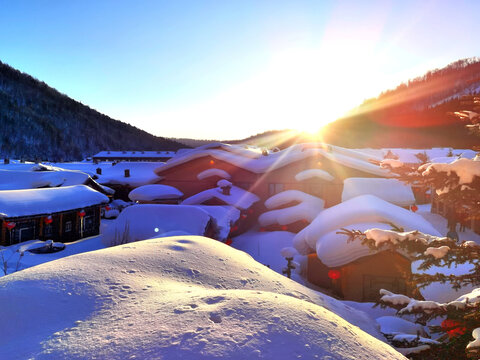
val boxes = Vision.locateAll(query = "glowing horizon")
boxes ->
[1,1,479,140]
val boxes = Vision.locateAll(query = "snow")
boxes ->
[191,205,240,241]
[315,222,392,268]
[467,328,480,351]
[217,179,232,188]
[0,168,91,190]
[295,169,334,182]
[342,178,416,207]
[197,168,231,180]
[182,185,259,210]
[294,194,441,255]
[376,316,426,336]
[0,185,108,218]
[102,205,212,246]
[259,190,324,227]
[420,158,480,188]
[424,246,450,259]
[0,236,405,359]
[155,143,390,177]
[380,159,404,168]
[232,230,298,274]
[378,289,412,307]
[94,162,163,187]
[128,184,183,202]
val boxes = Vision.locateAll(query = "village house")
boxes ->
[0,185,109,246]
[293,194,441,302]
[92,150,177,163]
[154,143,391,209]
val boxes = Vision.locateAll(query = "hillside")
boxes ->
[231,58,480,149]
[0,61,184,161]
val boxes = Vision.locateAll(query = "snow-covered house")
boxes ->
[181,180,260,236]
[154,143,390,208]
[0,185,109,246]
[92,150,176,162]
[294,195,441,302]
[258,190,324,232]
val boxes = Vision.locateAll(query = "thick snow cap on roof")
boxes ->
[128,184,183,202]
[0,169,91,190]
[0,185,109,218]
[294,194,441,255]
[96,162,161,187]
[155,143,390,177]
[182,185,259,210]
[295,169,334,182]
[93,150,176,158]
[196,168,231,180]
[102,205,211,245]
[259,190,324,227]
[316,222,392,267]
[342,178,415,207]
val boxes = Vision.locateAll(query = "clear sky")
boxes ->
[0,0,479,140]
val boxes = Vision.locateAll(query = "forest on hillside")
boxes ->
[0,61,184,161]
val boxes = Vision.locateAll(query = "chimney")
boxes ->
[217,179,232,195]
[96,167,102,175]
[124,169,130,178]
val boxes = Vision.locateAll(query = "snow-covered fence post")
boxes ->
[281,247,299,279]
[282,257,296,278]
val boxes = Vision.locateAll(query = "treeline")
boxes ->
[0,60,184,161]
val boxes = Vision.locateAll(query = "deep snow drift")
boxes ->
[0,236,404,360]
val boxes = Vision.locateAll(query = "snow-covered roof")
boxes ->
[155,143,390,177]
[94,162,162,187]
[259,190,324,227]
[197,168,231,180]
[128,184,183,202]
[380,148,477,164]
[0,185,109,218]
[92,151,176,158]
[102,205,212,245]
[293,194,441,255]
[191,205,240,240]
[182,185,259,210]
[0,169,91,190]
[295,169,334,182]
[342,178,415,207]
[0,236,404,359]
[316,222,392,267]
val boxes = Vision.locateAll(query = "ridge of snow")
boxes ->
[0,236,405,359]
[197,168,231,180]
[182,185,259,210]
[342,178,415,207]
[128,184,183,202]
[294,194,440,255]
[295,169,334,182]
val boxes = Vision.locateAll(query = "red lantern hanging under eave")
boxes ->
[328,269,341,280]
[78,210,86,218]
[411,204,418,212]
[225,239,233,246]
[4,221,16,230]
[44,216,53,225]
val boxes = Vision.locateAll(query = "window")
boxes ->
[44,224,52,237]
[83,215,95,232]
[65,221,72,232]
[268,183,284,196]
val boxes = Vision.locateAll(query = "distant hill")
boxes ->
[230,58,480,149]
[0,61,185,161]
[320,58,480,148]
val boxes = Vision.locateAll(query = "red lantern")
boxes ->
[105,206,111,211]
[225,239,233,246]
[328,269,341,280]
[281,225,288,231]
[4,221,15,230]
[209,160,215,165]
[44,216,53,225]
[441,319,466,338]
[411,204,418,212]
[78,210,86,218]
[241,214,247,220]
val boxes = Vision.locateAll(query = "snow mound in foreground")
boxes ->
[0,236,404,360]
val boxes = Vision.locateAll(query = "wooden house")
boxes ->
[92,150,176,163]
[154,143,390,208]
[0,185,109,246]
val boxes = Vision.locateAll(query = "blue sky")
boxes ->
[1,0,479,139]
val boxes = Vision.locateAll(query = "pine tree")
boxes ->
[342,95,480,359]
